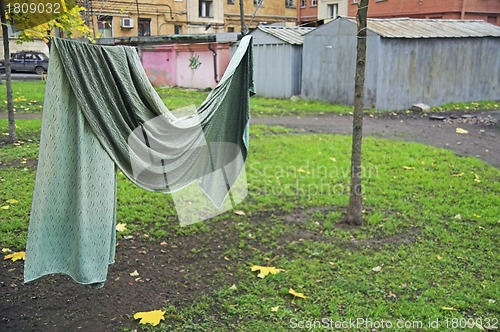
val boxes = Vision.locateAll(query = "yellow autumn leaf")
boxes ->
[1,205,10,210]
[297,168,310,174]
[251,265,282,278]
[453,172,465,177]
[289,288,307,299]
[456,128,468,134]
[4,251,26,262]
[436,255,443,261]
[442,307,456,311]
[270,306,280,312]
[402,166,415,170]
[234,210,246,216]
[473,173,481,183]
[133,310,165,326]
[6,199,19,204]
[116,223,127,232]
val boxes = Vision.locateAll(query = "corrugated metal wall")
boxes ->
[302,19,500,110]
[377,37,500,110]
[301,19,380,108]
[252,43,303,98]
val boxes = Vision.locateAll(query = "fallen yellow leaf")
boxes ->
[129,270,140,277]
[251,265,282,278]
[4,251,25,262]
[270,306,280,312]
[229,284,237,291]
[330,157,337,162]
[456,128,468,134]
[2,248,12,253]
[6,199,19,204]
[442,307,456,311]
[1,205,10,210]
[402,166,415,170]
[133,310,165,326]
[436,255,443,261]
[473,173,481,183]
[234,210,246,216]
[116,223,127,232]
[297,168,310,174]
[453,172,465,177]
[289,288,307,299]
[371,265,382,272]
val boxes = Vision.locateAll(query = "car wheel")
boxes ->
[35,66,46,75]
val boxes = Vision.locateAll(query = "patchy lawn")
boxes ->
[0,118,498,331]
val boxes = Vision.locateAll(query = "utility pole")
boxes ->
[239,0,246,35]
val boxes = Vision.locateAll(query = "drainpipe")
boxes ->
[208,43,219,83]
[460,0,467,19]
[298,1,301,25]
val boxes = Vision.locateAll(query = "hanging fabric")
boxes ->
[24,36,254,287]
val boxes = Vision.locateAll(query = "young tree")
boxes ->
[343,0,369,225]
[0,2,90,143]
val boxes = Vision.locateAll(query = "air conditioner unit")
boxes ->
[121,18,134,28]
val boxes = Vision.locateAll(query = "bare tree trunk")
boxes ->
[0,0,17,143]
[343,0,369,225]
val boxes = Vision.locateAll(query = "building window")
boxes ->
[254,0,263,7]
[311,0,317,6]
[174,25,182,34]
[199,0,213,17]
[138,18,151,36]
[327,3,339,19]
[228,27,235,32]
[286,0,295,8]
[299,0,305,7]
[97,16,113,38]
[227,0,234,4]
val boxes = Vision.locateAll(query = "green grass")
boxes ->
[0,81,46,113]
[1,119,499,331]
[433,100,500,112]
[4,82,498,117]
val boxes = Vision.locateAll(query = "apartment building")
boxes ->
[83,0,302,38]
[347,0,500,26]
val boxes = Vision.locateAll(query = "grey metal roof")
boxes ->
[347,18,500,38]
[257,26,315,45]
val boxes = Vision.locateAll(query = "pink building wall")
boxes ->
[141,43,231,89]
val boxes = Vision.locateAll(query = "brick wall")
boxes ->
[347,0,500,26]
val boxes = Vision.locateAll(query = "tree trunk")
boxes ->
[343,0,369,225]
[1,0,17,143]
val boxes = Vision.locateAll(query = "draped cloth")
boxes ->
[24,36,254,286]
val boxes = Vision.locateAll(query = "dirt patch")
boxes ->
[0,223,240,332]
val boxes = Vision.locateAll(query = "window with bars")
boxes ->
[97,16,113,38]
[286,0,294,8]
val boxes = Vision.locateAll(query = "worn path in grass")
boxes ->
[252,110,500,168]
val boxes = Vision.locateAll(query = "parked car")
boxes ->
[0,51,49,74]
